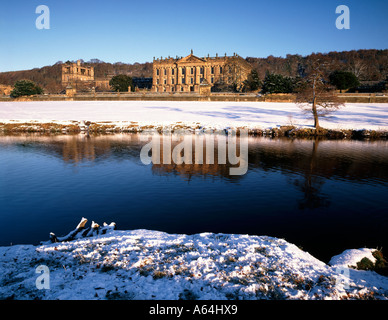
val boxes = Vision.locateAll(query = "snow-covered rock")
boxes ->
[1,230,387,300]
[329,248,377,268]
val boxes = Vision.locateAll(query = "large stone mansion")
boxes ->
[60,52,252,94]
[152,51,252,93]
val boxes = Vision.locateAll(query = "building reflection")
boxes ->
[1,133,388,208]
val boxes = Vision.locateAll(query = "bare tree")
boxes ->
[348,58,367,80]
[295,58,344,129]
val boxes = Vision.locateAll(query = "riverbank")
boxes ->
[0,121,386,139]
[1,92,388,104]
[1,222,387,300]
[0,101,387,138]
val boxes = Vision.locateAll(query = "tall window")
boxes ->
[164,69,167,76]
[220,67,223,74]
[211,67,214,74]
[172,69,175,75]
[190,78,194,84]
[191,68,194,75]
[156,69,160,76]
[182,68,185,75]
[200,67,204,74]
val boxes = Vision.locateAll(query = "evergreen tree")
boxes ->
[329,70,360,92]
[261,73,296,94]
[109,74,134,92]
[10,80,43,98]
[243,70,261,92]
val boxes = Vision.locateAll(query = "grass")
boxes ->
[179,289,199,300]
[355,249,388,276]
[0,122,81,133]
[152,270,170,280]
[0,121,387,139]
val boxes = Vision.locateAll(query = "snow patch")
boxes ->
[1,230,387,300]
[0,101,387,131]
[329,248,377,268]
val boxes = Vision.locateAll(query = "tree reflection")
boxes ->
[292,138,330,210]
[2,133,387,193]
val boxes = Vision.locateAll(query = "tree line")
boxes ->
[246,49,388,82]
[0,49,387,94]
[0,60,153,94]
[242,69,363,94]
[243,49,388,94]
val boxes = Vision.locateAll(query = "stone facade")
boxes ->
[62,60,94,88]
[65,85,77,97]
[152,51,252,93]
[0,84,12,95]
[61,60,112,91]
[94,79,110,91]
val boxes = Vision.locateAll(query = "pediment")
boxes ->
[178,54,206,64]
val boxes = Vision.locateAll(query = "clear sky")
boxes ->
[0,0,387,72]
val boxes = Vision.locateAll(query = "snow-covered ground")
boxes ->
[0,101,387,131]
[1,224,387,300]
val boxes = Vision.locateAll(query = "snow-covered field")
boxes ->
[1,225,387,300]
[0,101,387,131]
[1,101,387,300]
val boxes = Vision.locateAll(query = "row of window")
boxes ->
[156,77,215,85]
[156,66,222,76]
[64,76,90,82]
[64,67,92,76]
[155,86,196,92]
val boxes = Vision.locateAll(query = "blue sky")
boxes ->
[0,0,387,72]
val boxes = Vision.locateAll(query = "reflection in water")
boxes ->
[3,133,388,183]
[293,139,330,210]
[2,133,388,199]
[1,133,387,262]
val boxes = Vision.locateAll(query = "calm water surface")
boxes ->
[0,133,387,263]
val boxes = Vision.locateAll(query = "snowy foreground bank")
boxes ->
[0,101,387,131]
[1,226,387,300]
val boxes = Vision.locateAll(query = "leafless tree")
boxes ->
[348,58,367,79]
[295,58,344,129]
